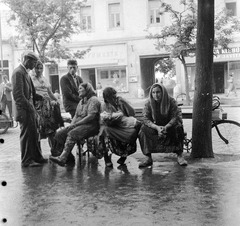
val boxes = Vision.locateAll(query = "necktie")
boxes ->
[73,75,78,87]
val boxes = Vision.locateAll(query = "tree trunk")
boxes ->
[191,0,214,158]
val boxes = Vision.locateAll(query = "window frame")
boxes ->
[97,66,128,92]
[107,0,123,30]
[80,4,94,32]
[148,0,164,26]
[225,1,237,16]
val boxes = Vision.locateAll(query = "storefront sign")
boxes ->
[214,47,240,61]
[78,44,127,66]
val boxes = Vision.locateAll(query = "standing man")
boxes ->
[12,51,47,167]
[0,74,13,118]
[60,59,83,118]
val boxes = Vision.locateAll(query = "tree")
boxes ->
[3,0,90,62]
[191,0,214,158]
[147,0,240,105]
[155,57,175,77]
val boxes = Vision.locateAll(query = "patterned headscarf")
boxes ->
[35,60,43,69]
[149,83,171,120]
[79,82,96,100]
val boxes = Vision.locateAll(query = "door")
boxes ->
[213,63,225,93]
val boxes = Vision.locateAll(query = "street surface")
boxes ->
[0,106,240,226]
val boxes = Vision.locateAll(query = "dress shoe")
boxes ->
[117,157,127,165]
[138,159,153,168]
[177,156,188,166]
[22,161,43,167]
[49,156,66,167]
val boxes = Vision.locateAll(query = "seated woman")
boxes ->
[100,87,141,167]
[49,83,101,166]
[138,83,187,167]
[31,61,64,149]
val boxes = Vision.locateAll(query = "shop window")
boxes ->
[108,3,121,29]
[0,60,9,78]
[97,67,127,92]
[100,70,109,79]
[225,2,237,16]
[148,0,163,25]
[80,6,92,31]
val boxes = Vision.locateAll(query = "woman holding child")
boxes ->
[100,87,141,167]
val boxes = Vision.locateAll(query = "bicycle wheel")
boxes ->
[0,112,10,134]
[212,120,240,154]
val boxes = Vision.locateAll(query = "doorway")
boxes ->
[213,63,226,93]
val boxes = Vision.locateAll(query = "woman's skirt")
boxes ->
[35,98,64,139]
[138,124,184,155]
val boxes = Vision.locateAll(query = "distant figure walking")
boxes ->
[0,74,13,118]
[226,73,237,97]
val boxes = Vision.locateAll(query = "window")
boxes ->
[226,2,237,16]
[80,6,92,31]
[97,67,127,92]
[108,3,121,29]
[148,0,163,25]
[0,60,9,78]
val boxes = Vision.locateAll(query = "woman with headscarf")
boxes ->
[100,87,141,167]
[49,83,101,166]
[31,61,64,148]
[138,83,187,167]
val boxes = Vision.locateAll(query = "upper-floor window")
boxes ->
[108,3,121,29]
[80,6,92,31]
[148,0,163,25]
[226,2,237,16]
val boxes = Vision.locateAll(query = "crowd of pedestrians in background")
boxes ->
[9,51,188,168]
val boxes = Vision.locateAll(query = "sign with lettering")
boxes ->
[214,47,240,61]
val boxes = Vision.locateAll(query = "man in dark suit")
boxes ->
[12,51,47,167]
[60,59,83,118]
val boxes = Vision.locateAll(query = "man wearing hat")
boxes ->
[60,59,83,118]
[11,51,47,167]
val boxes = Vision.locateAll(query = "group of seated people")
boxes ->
[47,82,187,168]
[30,59,187,168]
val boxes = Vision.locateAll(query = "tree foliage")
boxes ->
[147,0,240,104]
[155,58,175,77]
[3,0,90,62]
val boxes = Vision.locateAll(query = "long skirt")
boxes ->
[87,125,140,158]
[138,124,184,155]
[104,124,140,157]
[35,98,64,139]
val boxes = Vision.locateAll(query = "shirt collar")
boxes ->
[20,63,29,74]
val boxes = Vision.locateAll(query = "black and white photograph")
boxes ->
[0,0,240,225]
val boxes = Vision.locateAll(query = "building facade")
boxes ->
[1,0,240,99]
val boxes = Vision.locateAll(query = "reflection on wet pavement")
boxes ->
[1,106,240,225]
[1,151,240,226]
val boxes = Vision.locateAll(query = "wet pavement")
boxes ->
[0,106,240,226]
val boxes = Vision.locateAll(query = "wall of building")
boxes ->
[1,0,240,98]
